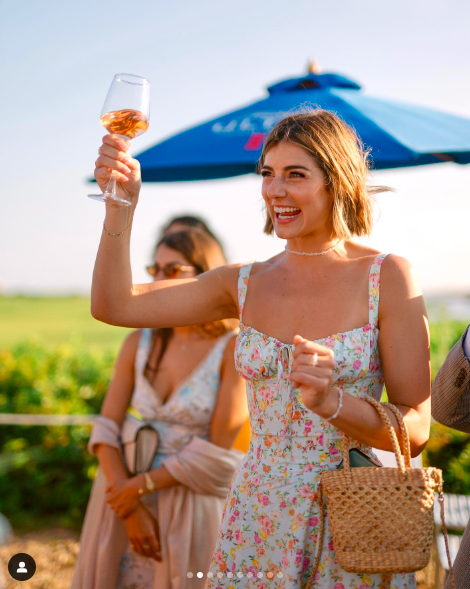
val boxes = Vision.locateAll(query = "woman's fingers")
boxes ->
[133,534,158,560]
[288,366,332,382]
[292,336,335,361]
[145,534,160,560]
[95,154,132,175]
[101,135,139,171]
[102,133,131,152]
[134,533,149,558]
[99,142,129,164]
[99,142,140,172]
[288,372,330,389]
[94,134,141,188]
[94,166,129,184]
[293,352,334,369]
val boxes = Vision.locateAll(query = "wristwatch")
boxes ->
[143,472,156,494]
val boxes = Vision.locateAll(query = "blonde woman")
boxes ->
[72,227,248,589]
[90,111,431,588]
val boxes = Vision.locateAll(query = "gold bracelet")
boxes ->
[103,219,132,237]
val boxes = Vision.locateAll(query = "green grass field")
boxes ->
[0,297,131,352]
[1,296,467,367]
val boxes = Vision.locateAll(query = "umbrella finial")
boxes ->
[307,58,322,74]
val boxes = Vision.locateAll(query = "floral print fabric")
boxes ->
[205,254,415,589]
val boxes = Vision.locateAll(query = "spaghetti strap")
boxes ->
[237,263,254,323]
[368,253,388,326]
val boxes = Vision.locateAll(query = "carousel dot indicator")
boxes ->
[237,571,244,578]
[197,572,203,578]
[187,572,193,578]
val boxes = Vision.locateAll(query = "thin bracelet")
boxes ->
[103,219,132,237]
[325,388,343,421]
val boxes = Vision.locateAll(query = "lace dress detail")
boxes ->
[205,255,415,588]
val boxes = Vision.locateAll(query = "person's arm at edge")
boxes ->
[431,325,470,434]
[209,333,249,449]
[94,330,140,485]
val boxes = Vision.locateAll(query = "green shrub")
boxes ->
[424,423,470,494]
[429,320,468,379]
[0,342,114,529]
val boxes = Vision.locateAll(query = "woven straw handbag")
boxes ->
[306,395,456,588]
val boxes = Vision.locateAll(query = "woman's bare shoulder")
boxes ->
[378,254,424,322]
[380,254,420,294]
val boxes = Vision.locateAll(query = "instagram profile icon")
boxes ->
[8,553,37,581]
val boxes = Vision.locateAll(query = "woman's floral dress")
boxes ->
[205,254,415,589]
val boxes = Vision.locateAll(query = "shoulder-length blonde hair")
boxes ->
[258,109,389,239]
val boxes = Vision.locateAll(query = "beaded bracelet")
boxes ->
[103,220,132,237]
[325,388,343,421]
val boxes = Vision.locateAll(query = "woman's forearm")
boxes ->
[91,205,135,324]
[96,443,129,485]
[316,389,429,458]
[147,465,180,491]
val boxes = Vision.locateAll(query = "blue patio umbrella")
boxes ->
[135,68,470,182]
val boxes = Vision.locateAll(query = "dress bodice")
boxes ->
[131,329,235,459]
[234,255,387,471]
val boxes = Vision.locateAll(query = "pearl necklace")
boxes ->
[285,240,341,257]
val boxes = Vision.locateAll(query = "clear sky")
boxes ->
[1,0,469,295]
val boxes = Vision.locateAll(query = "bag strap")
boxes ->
[381,401,411,468]
[437,484,457,589]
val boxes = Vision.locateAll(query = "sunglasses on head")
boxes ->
[146,262,196,278]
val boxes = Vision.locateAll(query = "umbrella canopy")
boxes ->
[136,69,470,182]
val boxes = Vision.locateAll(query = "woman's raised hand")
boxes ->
[94,134,141,205]
[288,335,338,416]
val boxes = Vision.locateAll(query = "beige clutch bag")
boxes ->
[120,413,159,475]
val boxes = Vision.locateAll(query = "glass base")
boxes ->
[87,193,131,206]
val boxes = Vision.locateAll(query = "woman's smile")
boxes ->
[273,205,302,223]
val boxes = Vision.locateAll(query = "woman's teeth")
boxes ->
[273,206,301,220]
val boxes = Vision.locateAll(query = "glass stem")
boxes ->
[104,170,118,198]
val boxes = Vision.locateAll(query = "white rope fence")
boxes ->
[0,414,97,426]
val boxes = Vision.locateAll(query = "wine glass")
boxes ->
[88,73,150,206]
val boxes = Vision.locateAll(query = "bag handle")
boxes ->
[382,401,412,469]
[341,396,410,476]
